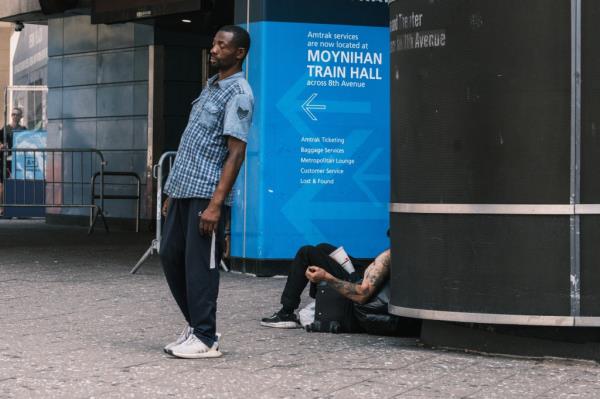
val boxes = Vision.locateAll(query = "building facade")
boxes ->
[0,0,228,223]
[0,0,391,276]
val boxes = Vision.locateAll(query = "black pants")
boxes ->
[159,198,224,347]
[280,243,370,310]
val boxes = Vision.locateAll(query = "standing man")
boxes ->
[0,107,26,216]
[160,26,253,359]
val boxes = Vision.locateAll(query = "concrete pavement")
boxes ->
[2,220,600,398]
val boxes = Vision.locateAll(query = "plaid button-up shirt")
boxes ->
[165,72,254,205]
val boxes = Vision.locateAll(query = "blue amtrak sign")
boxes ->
[231,0,390,265]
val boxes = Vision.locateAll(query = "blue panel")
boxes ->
[4,180,45,218]
[232,21,390,259]
[12,131,47,180]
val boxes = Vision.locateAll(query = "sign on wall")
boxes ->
[233,17,390,259]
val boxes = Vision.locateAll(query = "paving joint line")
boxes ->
[462,371,520,399]
[531,376,579,398]
[120,359,161,371]
[390,360,478,397]
[318,376,374,396]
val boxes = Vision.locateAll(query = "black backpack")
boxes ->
[306,281,362,333]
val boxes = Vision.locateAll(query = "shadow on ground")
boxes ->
[2,220,600,398]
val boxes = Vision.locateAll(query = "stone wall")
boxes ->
[47,15,152,220]
[0,25,12,127]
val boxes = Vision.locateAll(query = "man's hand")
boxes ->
[305,266,331,284]
[199,202,221,236]
[313,249,391,304]
[161,197,170,217]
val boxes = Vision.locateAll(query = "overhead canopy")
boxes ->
[91,0,214,24]
[0,0,90,23]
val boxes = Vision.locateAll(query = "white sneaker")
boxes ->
[164,325,193,354]
[214,332,221,350]
[170,333,223,359]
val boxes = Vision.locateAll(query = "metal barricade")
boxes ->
[91,171,142,233]
[0,148,108,234]
[130,151,177,274]
[130,151,233,274]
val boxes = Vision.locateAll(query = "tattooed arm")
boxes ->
[305,249,391,304]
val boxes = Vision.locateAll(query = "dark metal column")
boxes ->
[569,0,582,318]
[388,0,600,326]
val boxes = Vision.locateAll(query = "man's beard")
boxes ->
[211,57,235,72]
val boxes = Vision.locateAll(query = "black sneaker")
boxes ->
[261,311,300,328]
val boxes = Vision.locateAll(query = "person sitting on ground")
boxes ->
[261,243,391,328]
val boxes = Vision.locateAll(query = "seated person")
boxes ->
[261,243,391,328]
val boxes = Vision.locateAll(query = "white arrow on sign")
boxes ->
[301,93,327,121]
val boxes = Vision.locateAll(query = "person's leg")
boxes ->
[280,243,347,311]
[159,198,191,324]
[183,198,224,348]
[261,243,349,328]
[0,162,5,216]
[0,181,4,216]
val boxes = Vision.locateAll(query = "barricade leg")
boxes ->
[88,206,109,235]
[131,239,158,274]
[131,151,176,274]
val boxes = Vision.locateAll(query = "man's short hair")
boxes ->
[12,107,22,116]
[219,25,251,54]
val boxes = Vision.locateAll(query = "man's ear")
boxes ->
[236,47,247,61]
